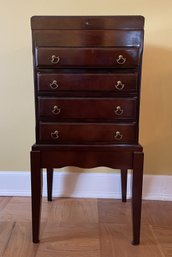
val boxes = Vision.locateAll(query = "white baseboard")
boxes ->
[0,171,172,201]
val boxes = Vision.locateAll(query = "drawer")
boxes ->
[39,122,137,144]
[37,73,137,93]
[38,97,137,121]
[36,47,139,68]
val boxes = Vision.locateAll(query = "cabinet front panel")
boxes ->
[37,72,138,93]
[38,97,137,121]
[39,122,137,144]
[36,47,139,68]
[33,30,143,47]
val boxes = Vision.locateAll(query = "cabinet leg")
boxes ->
[30,150,42,243]
[47,168,53,201]
[132,151,144,245]
[121,169,127,202]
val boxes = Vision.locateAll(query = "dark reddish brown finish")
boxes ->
[31,16,144,30]
[32,144,143,152]
[121,169,128,202]
[30,151,42,243]
[33,30,143,47]
[41,148,133,169]
[132,152,144,245]
[38,97,137,121]
[30,16,144,245]
[36,47,139,68]
[37,72,138,94]
[47,168,53,201]
[39,122,137,144]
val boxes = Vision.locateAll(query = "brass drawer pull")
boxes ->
[50,80,59,89]
[115,80,125,90]
[51,130,59,139]
[52,105,61,115]
[114,131,123,141]
[116,55,126,65]
[51,55,60,64]
[114,106,124,116]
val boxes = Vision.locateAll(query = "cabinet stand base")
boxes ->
[30,144,144,245]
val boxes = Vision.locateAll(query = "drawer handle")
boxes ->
[116,55,126,65]
[51,130,59,139]
[114,106,124,116]
[114,131,123,141]
[51,55,60,64]
[50,80,59,89]
[115,81,125,91]
[52,105,61,115]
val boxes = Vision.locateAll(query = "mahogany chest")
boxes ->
[30,16,144,244]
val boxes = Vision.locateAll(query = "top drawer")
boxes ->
[36,47,139,68]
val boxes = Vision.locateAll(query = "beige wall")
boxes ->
[0,0,172,174]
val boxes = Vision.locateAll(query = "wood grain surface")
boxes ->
[0,197,171,257]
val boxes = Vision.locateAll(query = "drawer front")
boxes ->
[38,97,137,121]
[37,73,137,93]
[39,123,137,144]
[36,47,139,68]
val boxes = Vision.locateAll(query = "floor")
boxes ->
[0,197,172,257]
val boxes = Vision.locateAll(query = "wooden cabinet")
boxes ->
[30,16,144,245]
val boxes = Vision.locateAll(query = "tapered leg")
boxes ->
[132,151,144,245]
[30,150,42,243]
[47,168,53,201]
[121,169,128,202]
